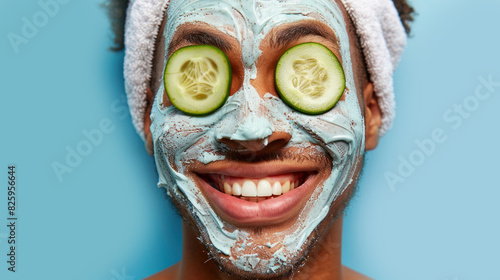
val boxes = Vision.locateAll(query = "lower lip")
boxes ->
[197,174,318,226]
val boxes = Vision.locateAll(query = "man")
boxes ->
[106,0,414,279]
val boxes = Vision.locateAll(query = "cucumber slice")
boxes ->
[275,42,346,114]
[164,45,231,115]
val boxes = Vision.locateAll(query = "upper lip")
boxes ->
[194,161,319,178]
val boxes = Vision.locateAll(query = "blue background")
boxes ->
[1,0,499,279]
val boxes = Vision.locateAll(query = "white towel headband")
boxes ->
[124,0,407,140]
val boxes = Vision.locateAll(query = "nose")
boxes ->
[219,131,291,155]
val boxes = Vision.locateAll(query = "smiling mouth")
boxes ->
[192,162,324,225]
[201,172,311,202]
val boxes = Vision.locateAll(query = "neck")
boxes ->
[177,218,344,280]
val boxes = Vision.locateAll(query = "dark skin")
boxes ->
[142,1,382,279]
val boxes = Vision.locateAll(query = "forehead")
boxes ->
[164,0,348,45]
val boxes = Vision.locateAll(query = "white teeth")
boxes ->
[224,183,232,195]
[220,178,300,198]
[257,180,272,197]
[232,182,241,196]
[272,182,282,195]
[282,181,290,194]
[241,180,257,197]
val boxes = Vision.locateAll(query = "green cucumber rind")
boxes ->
[163,45,232,116]
[275,42,346,115]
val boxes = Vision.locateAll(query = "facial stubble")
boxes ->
[159,150,366,279]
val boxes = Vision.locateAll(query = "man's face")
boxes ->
[150,0,368,277]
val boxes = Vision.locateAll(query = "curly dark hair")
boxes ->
[392,0,415,34]
[103,0,415,51]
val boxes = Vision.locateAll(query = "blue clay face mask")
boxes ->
[150,0,365,275]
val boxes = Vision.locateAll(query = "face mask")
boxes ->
[150,0,365,273]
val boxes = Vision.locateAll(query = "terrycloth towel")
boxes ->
[124,0,407,140]
[340,0,407,135]
[124,0,169,141]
